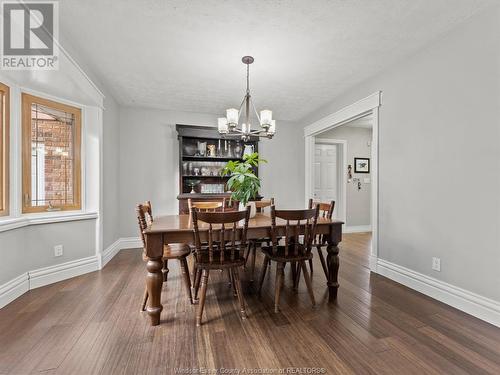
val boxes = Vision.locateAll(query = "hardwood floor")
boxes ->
[1,232,500,374]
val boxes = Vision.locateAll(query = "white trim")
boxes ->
[0,273,29,309]
[370,107,379,270]
[100,237,142,268]
[304,136,315,207]
[119,237,143,250]
[29,255,99,289]
[0,212,98,233]
[101,239,122,268]
[0,237,143,309]
[304,91,381,271]
[344,225,372,233]
[377,259,500,328]
[304,92,381,137]
[314,139,347,222]
[56,43,106,104]
[369,255,378,272]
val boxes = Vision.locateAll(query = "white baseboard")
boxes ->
[101,239,122,267]
[101,237,142,267]
[1,236,142,309]
[344,225,372,233]
[29,255,100,289]
[0,273,29,309]
[376,259,500,328]
[119,237,142,250]
[369,255,378,272]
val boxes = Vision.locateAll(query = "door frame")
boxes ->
[314,139,347,224]
[304,91,381,272]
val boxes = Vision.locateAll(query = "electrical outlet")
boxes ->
[432,257,441,271]
[54,245,63,257]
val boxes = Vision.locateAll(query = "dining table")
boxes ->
[143,212,344,326]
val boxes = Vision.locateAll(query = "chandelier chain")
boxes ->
[246,63,250,94]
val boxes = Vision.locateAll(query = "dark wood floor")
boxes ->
[1,233,500,374]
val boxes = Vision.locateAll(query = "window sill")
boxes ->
[0,211,98,233]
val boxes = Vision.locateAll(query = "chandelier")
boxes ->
[218,56,275,141]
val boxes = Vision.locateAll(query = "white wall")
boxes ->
[318,126,372,227]
[58,35,121,250]
[102,95,120,248]
[119,107,304,238]
[303,6,500,302]
[0,37,105,287]
[0,220,97,285]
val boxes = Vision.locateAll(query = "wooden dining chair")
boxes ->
[307,198,335,277]
[189,197,228,288]
[191,206,251,326]
[258,205,319,313]
[188,198,226,213]
[137,201,193,312]
[245,198,274,281]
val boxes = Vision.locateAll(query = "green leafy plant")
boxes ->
[221,152,267,206]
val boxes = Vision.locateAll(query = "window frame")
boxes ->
[21,93,82,214]
[0,82,9,217]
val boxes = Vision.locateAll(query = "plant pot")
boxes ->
[239,201,256,218]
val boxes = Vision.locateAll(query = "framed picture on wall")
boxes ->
[354,157,370,173]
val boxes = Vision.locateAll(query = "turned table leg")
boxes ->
[326,241,339,302]
[146,256,164,325]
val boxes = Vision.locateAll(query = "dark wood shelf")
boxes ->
[176,124,259,214]
[181,155,243,162]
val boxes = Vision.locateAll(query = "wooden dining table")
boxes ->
[143,213,344,326]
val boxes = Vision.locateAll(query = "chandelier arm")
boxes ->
[236,95,246,122]
[249,96,261,123]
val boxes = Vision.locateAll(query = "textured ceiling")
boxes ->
[60,0,492,121]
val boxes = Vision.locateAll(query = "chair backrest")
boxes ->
[269,205,319,257]
[188,198,226,212]
[308,198,335,219]
[255,198,275,213]
[136,201,153,248]
[192,206,250,264]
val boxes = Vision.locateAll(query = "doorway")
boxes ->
[304,92,380,271]
[316,116,373,233]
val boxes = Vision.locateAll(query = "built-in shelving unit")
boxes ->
[176,124,259,213]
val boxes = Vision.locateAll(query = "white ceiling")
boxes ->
[60,0,492,122]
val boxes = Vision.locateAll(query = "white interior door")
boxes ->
[313,143,337,202]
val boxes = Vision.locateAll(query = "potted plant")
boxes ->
[221,152,266,218]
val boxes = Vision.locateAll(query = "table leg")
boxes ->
[326,241,339,301]
[146,256,164,325]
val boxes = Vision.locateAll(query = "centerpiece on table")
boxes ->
[221,152,266,218]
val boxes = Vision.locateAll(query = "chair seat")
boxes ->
[195,250,245,269]
[142,243,191,261]
[261,245,313,262]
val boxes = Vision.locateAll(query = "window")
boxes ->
[0,83,9,216]
[22,93,81,213]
